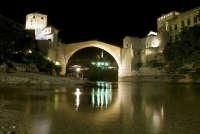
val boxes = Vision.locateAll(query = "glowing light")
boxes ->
[97,62,101,66]
[76,67,81,72]
[161,106,164,118]
[97,88,100,107]
[55,61,60,66]
[148,31,158,36]
[105,89,108,108]
[153,112,161,128]
[46,57,51,61]
[91,82,112,109]
[151,38,160,48]
[101,88,104,107]
[105,62,109,66]
[74,88,82,111]
[28,49,32,54]
[91,88,95,107]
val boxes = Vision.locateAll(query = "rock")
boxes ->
[26,64,39,73]
[51,69,57,76]
[6,67,16,73]
[0,63,7,72]
[6,62,16,73]
[12,63,26,72]
[178,74,193,83]
[5,62,39,73]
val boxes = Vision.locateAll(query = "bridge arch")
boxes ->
[48,40,122,76]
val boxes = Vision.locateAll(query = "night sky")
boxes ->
[0,0,200,46]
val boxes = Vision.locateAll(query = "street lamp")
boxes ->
[76,67,81,72]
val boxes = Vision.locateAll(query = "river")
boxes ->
[0,81,200,134]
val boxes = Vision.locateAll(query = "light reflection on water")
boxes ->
[1,82,200,134]
[91,81,112,109]
[74,88,81,111]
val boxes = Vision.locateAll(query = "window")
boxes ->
[194,16,198,23]
[41,17,44,19]
[187,18,191,26]
[169,35,172,41]
[174,34,178,41]
[33,16,35,18]
[169,25,172,31]
[174,24,177,30]
[181,20,185,27]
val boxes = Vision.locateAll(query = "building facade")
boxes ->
[124,6,200,70]
[25,12,58,42]
[157,7,200,41]
[123,31,163,68]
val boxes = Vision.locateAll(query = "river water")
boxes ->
[0,81,200,134]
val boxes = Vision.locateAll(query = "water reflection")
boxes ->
[1,82,200,134]
[91,81,112,109]
[71,81,113,111]
[74,88,82,111]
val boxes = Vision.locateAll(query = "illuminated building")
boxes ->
[123,31,162,65]
[123,7,200,68]
[157,7,200,41]
[25,12,58,42]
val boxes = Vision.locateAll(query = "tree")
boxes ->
[0,15,36,62]
[163,26,200,73]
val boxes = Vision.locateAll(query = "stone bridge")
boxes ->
[47,40,134,77]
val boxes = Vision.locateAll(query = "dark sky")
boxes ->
[0,0,200,46]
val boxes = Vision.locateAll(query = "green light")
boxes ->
[105,62,109,66]
[97,62,101,66]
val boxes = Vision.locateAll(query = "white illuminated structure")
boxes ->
[151,37,160,48]
[25,13,47,30]
[146,31,160,48]
[25,12,57,42]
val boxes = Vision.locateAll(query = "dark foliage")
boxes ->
[163,26,200,73]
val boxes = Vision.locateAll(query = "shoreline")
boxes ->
[119,74,200,84]
[0,72,87,88]
[0,73,199,87]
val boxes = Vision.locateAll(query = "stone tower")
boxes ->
[25,12,47,34]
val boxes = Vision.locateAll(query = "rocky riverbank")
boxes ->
[0,72,88,134]
[0,72,86,88]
